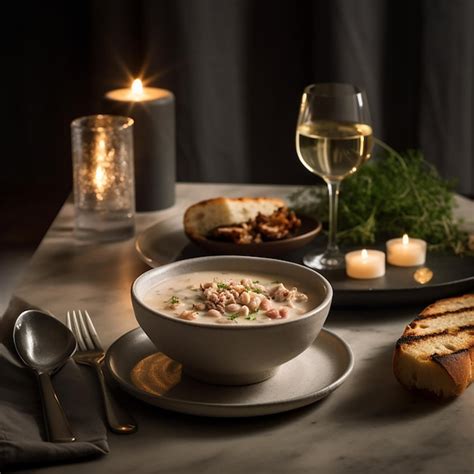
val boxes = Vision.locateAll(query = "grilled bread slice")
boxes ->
[183,197,285,239]
[393,294,474,397]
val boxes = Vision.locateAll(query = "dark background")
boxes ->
[2,0,473,247]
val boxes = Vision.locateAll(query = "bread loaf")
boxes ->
[393,294,474,397]
[183,197,285,239]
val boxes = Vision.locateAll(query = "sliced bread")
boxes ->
[393,294,474,397]
[183,197,285,239]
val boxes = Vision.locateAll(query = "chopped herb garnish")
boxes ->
[245,309,259,321]
[252,280,260,284]
[227,313,239,321]
[217,282,230,290]
[167,296,180,305]
[249,286,264,294]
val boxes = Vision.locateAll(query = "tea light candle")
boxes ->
[386,234,427,267]
[104,79,175,211]
[345,249,386,279]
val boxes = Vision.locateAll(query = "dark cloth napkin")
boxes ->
[0,297,109,469]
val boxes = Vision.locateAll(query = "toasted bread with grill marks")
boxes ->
[393,294,474,397]
[419,294,474,317]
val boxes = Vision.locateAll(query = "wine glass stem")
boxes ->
[326,181,340,253]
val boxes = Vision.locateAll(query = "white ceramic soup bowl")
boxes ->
[132,256,333,385]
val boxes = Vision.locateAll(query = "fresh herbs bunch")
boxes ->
[289,140,471,255]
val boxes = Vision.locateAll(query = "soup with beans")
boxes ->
[143,271,313,325]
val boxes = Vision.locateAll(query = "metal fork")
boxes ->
[67,310,137,434]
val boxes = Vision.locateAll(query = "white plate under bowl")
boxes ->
[105,327,354,417]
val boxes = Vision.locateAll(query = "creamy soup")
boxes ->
[143,271,314,325]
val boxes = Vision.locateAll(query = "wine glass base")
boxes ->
[303,251,345,271]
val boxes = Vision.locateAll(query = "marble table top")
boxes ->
[8,183,474,473]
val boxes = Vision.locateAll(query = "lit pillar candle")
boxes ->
[386,234,427,267]
[345,249,386,279]
[104,79,175,211]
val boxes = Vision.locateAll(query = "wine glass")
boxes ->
[296,83,373,270]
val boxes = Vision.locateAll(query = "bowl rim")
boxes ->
[131,255,333,330]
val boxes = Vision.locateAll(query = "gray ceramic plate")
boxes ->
[135,214,190,267]
[105,327,354,417]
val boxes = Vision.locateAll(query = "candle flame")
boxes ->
[97,138,106,157]
[94,136,108,197]
[361,249,368,260]
[95,166,106,193]
[402,234,409,245]
[131,78,144,98]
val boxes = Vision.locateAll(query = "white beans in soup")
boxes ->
[143,271,313,325]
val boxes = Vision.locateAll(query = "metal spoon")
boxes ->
[13,310,77,443]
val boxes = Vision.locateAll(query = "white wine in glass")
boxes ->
[296,84,373,270]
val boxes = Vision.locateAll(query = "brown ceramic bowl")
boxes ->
[185,216,322,257]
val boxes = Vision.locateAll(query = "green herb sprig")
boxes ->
[167,296,180,305]
[289,140,472,255]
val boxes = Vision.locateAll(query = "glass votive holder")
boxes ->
[71,115,135,241]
